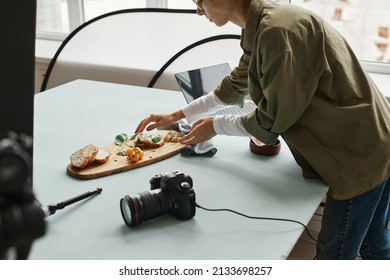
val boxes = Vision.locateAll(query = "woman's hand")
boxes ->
[134,110,185,133]
[179,117,217,145]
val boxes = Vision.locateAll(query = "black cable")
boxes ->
[195,202,321,259]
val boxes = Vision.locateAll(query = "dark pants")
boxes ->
[317,178,390,259]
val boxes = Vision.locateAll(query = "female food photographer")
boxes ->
[135,0,390,260]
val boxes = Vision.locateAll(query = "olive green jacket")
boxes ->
[214,0,390,199]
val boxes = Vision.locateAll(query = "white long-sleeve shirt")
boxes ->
[180,91,250,137]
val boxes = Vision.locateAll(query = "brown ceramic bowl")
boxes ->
[249,137,281,156]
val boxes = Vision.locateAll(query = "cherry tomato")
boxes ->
[129,151,140,163]
[126,147,133,156]
[133,147,143,159]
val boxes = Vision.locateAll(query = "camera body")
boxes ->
[0,132,45,259]
[120,170,196,227]
[150,170,195,221]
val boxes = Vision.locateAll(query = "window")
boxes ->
[36,0,389,72]
[36,0,149,38]
[166,0,194,9]
[37,0,69,34]
[36,0,191,37]
[292,0,390,63]
[83,0,147,21]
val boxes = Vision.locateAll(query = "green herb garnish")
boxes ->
[115,133,129,146]
[151,135,162,143]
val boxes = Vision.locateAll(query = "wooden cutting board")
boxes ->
[67,130,183,179]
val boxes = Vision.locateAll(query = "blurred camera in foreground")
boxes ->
[120,170,196,227]
[0,132,45,259]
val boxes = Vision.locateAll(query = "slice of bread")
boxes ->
[135,133,165,148]
[164,130,184,142]
[70,144,98,169]
[70,149,90,169]
[83,144,98,165]
[94,149,110,164]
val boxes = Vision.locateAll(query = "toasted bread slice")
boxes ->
[70,144,98,169]
[94,149,110,164]
[134,133,165,148]
[70,149,90,169]
[164,130,184,142]
[83,144,98,165]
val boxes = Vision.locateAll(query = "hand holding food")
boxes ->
[178,117,216,145]
[134,110,185,134]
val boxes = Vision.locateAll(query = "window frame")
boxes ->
[70,0,167,30]
[36,0,390,74]
[36,0,167,40]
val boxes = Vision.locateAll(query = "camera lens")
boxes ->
[120,197,133,225]
[0,153,30,194]
[120,189,171,227]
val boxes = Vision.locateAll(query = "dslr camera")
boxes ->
[120,170,196,227]
[0,132,45,259]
